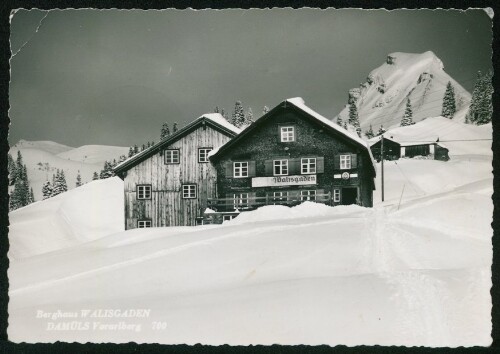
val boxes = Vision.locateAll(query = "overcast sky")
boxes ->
[9,8,492,147]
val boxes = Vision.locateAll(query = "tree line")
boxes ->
[8,151,34,211]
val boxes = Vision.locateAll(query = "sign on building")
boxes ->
[251,175,317,187]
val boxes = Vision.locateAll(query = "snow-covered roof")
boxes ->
[114,113,240,173]
[198,113,241,135]
[285,97,377,174]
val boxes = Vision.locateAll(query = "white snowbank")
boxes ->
[8,177,124,259]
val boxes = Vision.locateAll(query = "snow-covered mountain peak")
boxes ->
[335,51,471,132]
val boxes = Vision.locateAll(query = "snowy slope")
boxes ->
[8,177,124,259]
[10,140,74,155]
[9,140,128,201]
[7,123,492,346]
[57,145,130,164]
[335,51,471,131]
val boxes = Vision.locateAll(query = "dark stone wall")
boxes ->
[213,105,374,207]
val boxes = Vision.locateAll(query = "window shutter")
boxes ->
[264,160,273,176]
[316,157,324,173]
[351,154,358,168]
[248,192,256,207]
[334,155,340,170]
[225,162,233,178]
[289,158,300,175]
[288,190,300,202]
[248,161,256,177]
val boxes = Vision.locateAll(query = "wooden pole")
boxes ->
[381,135,385,202]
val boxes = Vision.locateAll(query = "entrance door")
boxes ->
[342,187,358,205]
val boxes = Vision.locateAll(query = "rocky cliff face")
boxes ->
[334,51,471,133]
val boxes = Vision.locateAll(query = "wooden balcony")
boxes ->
[207,192,332,212]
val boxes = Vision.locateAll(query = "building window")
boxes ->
[165,149,180,164]
[280,126,295,142]
[198,148,212,163]
[137,220,152,228]
[137,185,152,200]
[273,191,288,204]
[233,193,249,209]
[340,154,351,169]
[233,162,249,178]
[223,215,235,222]
[333,189,341,202]
[273,159,288,176]
[182,184,197,199]
[301,190,316,201]
[301,158,316,174]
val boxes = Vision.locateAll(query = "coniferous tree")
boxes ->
[245,107,254,125]
[377,125,387,136]
[29,187,35,204]
[365,124,375,139]
[263,106,270,115]
[173,122,178,133]
[9,162,30,210]
[232,101,245,128]
[336,116,343,126]
[400,98,415,126]
[214,106,220,113]
[128,146,134,157]
[52,169,68,196]
[42,180,53,200]
[133,145,139,154]
[466,71,483,124]
[160,122,171,140]
[92,172,99,180]
[467,70,493,125]
[441,81,457,119]
[8,154,16,185]
[348,103,361,136]
[118,155,127,163]
[76,171,82,187]
[221,108,229,122]
[343,121,348,130]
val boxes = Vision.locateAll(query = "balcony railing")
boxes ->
[207,192,332,212]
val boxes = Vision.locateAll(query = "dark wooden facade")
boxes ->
[208,99,376,218]
[370,138,450,162]
[114,115,239,229]
[370,137,401,162]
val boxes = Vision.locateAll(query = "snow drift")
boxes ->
[8,177,124,259]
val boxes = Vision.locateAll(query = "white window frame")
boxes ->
[273,159,289,176]
[333,189,341,202]
[300,190,316,201]
[280,126,295,142]
[233,193,249,209]
[223,215,235,222]
[233,162,249,178]
[198,148,212,163]
[137,220,152,228]
[301,158,317,174]
[340,154,351,170]
[273,191,288,204]
[137,185,152,200]
[182,184,197,199]
[165,149,180,164]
